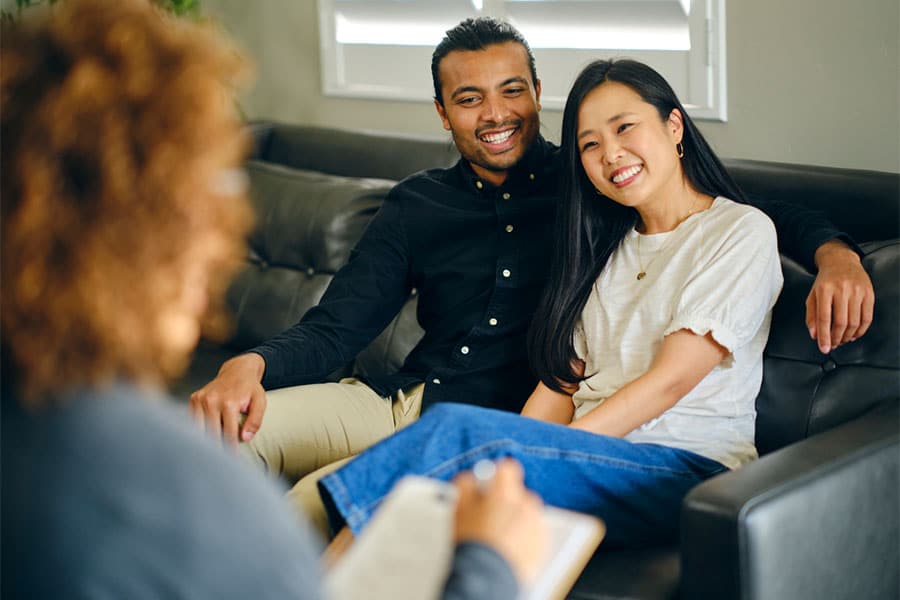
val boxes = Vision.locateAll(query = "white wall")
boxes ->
[199,0,899,172]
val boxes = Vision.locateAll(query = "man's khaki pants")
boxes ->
[239,378,424,540]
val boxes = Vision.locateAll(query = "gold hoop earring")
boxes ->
[676,142,685,158]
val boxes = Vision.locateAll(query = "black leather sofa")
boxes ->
[173,122,900,600]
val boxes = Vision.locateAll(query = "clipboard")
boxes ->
[325,476,604,600]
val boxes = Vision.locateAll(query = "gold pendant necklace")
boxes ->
[635,196,703,281]
[636,235,649,280]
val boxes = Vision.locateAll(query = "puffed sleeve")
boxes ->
[664,207,783,364]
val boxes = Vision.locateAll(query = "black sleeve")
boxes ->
[743,193,862,272]
[253,192,412,389]
[442,542,519,600]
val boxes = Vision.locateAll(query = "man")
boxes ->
[191,17,873,534]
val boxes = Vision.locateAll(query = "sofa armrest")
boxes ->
[680,403,899,600]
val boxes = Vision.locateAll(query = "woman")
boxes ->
[1,1,545,597]
[319,59,784,549]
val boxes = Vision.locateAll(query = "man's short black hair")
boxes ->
[431,17,538,106]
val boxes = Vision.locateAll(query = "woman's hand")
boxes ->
[452,459,549,585]
[520,360,584,424]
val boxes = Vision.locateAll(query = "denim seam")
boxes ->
[422,439,715,479]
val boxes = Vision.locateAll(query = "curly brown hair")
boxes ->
[1,0,254,404]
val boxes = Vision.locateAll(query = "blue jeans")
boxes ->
[319,403,727,548]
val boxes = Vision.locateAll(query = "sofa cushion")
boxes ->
[223,160,396,351]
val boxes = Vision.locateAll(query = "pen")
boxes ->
[472,459,497,493]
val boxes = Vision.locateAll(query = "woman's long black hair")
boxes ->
[527,59,746,392]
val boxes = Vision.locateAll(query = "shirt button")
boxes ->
[475,181,483,190]
[488,318,498,326]
[502,192,511,200]
[501,269,511,278]
[505,224,514,233]
[432,378,441,385]
[460,346,470,355]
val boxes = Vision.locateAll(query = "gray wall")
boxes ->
[190,1,899,172]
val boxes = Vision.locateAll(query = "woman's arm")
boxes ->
[569,330,728,437]
[520,360,584,424]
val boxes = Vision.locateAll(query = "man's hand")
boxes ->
[807,240,875,354]
[452,459,548,585]
[189,353,267,446]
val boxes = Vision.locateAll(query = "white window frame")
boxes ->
[318,0,727,121]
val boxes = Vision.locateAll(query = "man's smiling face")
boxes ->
[434,42,542,187]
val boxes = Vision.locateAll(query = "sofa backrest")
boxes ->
[224,123,899,453]
[223,160,395,357]
[723,158,899,243]
[249,122,459,181]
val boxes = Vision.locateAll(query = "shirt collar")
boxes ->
[454,135,557,194]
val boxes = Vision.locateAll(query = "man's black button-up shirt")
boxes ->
[254,136,559,412]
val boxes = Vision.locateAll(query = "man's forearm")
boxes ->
[814,239,864,271]
[223,352,266,382]
[251,323,351,390]
[746,195,858,271]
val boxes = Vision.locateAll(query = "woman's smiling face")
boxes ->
[576,81,684,211]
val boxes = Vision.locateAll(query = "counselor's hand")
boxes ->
[453,459,549,585]
[806,240,875,354]
[189,352,267,446]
